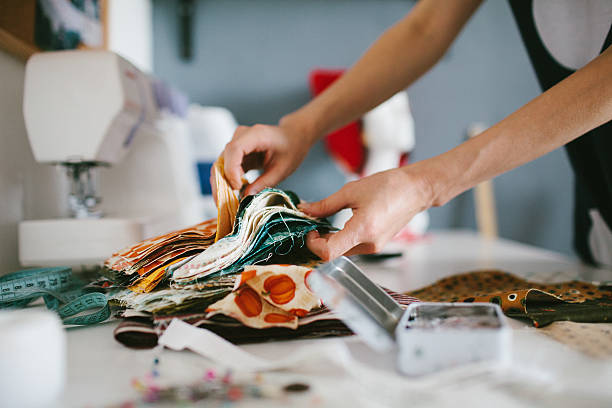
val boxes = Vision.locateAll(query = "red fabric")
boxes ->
[309,69,365,175]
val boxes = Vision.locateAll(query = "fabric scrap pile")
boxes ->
[170,188,331,287]
[103,219,218,294]
[114,286,417,349]
[102,158,419,348]
[103,158,237,294]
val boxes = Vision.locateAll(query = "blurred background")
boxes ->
[0,0,575,273]
[151,0,573,255]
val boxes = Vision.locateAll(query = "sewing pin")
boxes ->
[204,368,216,381]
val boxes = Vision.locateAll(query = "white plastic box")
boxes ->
[396,302,511,376]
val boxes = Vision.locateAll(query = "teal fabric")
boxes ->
[177,188,333,284]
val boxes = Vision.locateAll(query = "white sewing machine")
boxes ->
[19,50,203,268]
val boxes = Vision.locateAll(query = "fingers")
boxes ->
[343,243,380,257]
[223,126,266,190]
[307,230,384,261]
[306,217,362,261]
[299,187,351,218]
[243,163,284,196]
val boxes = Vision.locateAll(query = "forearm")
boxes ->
[423,46,612,207]
[281,0,482,143]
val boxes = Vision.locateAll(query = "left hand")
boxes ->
[299,165,434,261]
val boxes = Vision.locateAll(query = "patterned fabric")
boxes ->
[102,190,329,294]
[109,276,235,315]
[406,270,612,327]
[212,156,240,242]
[171,189,333,286]
[113,289,419,348]
[205,265,321,329]
[106,159,349,347]
[102,219,217,292]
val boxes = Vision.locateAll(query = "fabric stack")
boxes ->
[103,219,218,294]
[101,158,419,348]
[171,188,331,287]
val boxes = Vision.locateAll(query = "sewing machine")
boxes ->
[19,50,203,269]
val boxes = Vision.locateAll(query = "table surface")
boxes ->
[59,230,612,408]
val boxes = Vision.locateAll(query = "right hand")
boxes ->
[221,119,315,196]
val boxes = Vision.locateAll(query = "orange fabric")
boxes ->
[206,264,321,329]
[129,257,189,294]
[233,287,263,317]
[105,219,217,274]
[263,274,296,304]
[213,156,240,242]
[103,219,217,292]
[264,313,295,324]
[207,285,297,329]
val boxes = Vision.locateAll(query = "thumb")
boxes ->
[306,218,360,261]
[299,189,349,218]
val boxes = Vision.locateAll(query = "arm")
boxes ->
[284,0,483,142]
[223,0,483,194]
[429,45,612,207]
[303,46,612,260]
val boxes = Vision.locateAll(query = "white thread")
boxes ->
[274,213,295,256]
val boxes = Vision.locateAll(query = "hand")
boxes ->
[300,165,434,261]
[220,116,317,197]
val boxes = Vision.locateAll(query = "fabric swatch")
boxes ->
[171,188,333,287]
[213,156,240,242]
[205,265,321,329]
[109,276,234,315]
[102,219,217,292]
[406,270,612,327]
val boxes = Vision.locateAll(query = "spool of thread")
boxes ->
[0,309,66,408]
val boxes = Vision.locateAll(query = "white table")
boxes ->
[59,231,612,408]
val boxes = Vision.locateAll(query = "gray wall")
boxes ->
[152,0,575,256]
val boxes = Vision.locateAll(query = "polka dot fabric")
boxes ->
[406,270,612,328]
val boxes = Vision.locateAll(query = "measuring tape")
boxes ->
[0,267,110,325]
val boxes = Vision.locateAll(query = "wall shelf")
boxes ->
[0,28,39,62]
